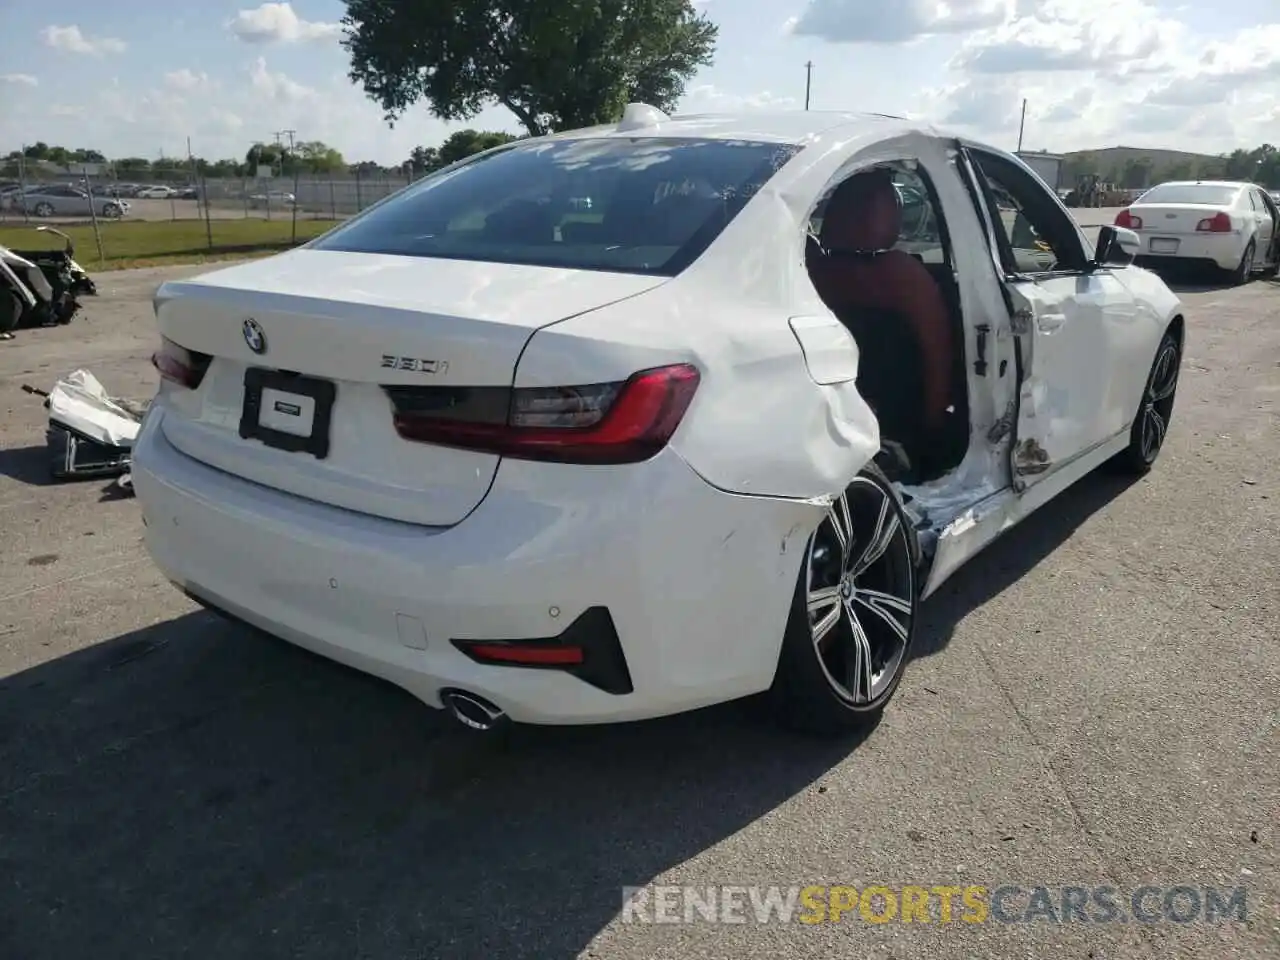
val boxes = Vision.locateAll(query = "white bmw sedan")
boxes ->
[1118,180,1280,283]
[132,106,1185,736]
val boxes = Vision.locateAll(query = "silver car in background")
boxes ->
[16,184,129,219]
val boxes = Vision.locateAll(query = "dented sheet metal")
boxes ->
[24,370,147,481]
[48,369,143,448]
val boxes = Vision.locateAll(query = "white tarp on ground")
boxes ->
[47,369,142,448]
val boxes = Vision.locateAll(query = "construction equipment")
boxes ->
[1065,174,1101,208]
[1065,175,1130,208]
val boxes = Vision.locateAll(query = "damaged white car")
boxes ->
[131,106,1184,736]
[0,226,97,338]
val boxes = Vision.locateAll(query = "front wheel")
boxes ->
[33,202,54,218]
[1110,330,1181,475]
[769,463,919,736]
[102,203,122,219]
[0,289,24,336]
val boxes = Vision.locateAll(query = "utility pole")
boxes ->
[804,61,814,111]
[273,129,297,176]
[1016,98,1027,153]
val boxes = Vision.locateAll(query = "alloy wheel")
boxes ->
[804,476,915,706]
[1139,337,1180,463]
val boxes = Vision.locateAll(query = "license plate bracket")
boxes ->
[239,367,336,459]
[1149,237,1179,254]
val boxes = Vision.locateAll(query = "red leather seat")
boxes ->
[808,171,954,433]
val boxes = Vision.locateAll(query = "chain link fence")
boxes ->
[0,166,418,263]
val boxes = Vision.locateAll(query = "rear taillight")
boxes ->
[1115,209,1142,229]
[151,336,212,389]
[385,363,700,465]
[1196,212,1232,233]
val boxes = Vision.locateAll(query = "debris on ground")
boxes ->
[21,369,148,486]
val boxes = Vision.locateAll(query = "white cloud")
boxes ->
[164,69,215,93]
[249,57,317,102]
[1,73,39,87]
[679,84,799,112]
[950,0,1182,74]
[791,0,1012,44]
[39,24,126,56]
[228,3,342,44]
[921,0,1280,151]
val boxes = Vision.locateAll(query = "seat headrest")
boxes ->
[818,170,902,253]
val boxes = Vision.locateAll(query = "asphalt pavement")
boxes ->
[0,256,1276,960]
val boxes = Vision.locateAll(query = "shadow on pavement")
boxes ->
[0,470,1143,960]
[913,470,1140,660]
[1140,261,1263,294]
[0,607,861,960]
[0,444,53,486]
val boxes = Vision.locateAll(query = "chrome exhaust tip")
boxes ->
[440,689,508,732]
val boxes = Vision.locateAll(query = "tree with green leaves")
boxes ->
[340,0,718,137]
[408,131,517,175]
[295,141,348,173]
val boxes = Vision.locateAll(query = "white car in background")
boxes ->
[248,191,297,209]
[132,106,1185,737]
[1117,180,1280,283]
[135,185,175,199]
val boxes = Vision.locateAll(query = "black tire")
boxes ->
[103,203,121,219]
[0,289,23,336]
[1229,241,1255,286]
[33,202,54,218]
[1110,330,1181,475]
[769,462,919,736]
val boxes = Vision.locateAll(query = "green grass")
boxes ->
[0,218,338,271]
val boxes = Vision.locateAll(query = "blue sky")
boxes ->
[1,0,1277,164]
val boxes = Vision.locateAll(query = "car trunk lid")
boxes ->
[153,249,666,526]
[1131,203,1232,235]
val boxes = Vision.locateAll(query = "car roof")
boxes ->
[540,107,932,146]
[1147,180,1249,189]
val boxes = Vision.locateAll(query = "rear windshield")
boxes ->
[1137,184,1241,206]
[310,137,800,276]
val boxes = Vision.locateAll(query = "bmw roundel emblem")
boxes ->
[242,317,267,354]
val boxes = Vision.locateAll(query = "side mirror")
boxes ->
[1095,225,1140,267]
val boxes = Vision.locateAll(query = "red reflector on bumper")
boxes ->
[463,643,585,666]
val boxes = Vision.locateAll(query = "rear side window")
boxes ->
[808,166,950,265]
[1138,184,1240,206]
[311,137,800,277]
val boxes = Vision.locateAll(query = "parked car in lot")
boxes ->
[16,184,129,219]
[1116,180,1280,283]
[133,106,1185,736]
[247,191,296,209]
[135,185,175,199]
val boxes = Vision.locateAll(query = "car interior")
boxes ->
[805,163,970,485]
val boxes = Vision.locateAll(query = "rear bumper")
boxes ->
[1135,232,1246,271]
[131,406,822,724]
